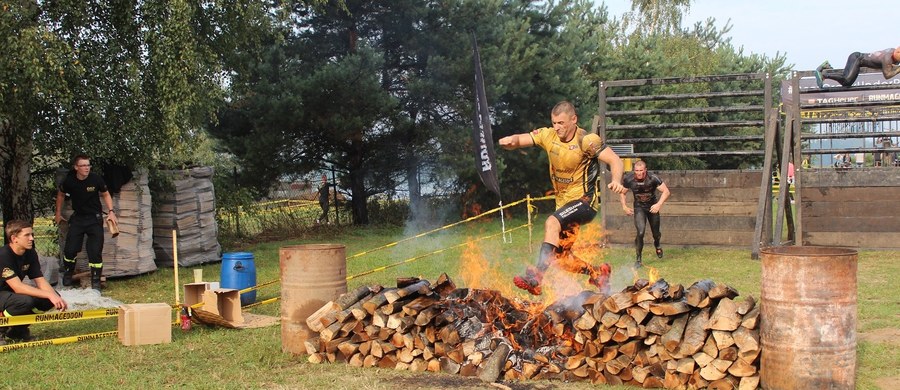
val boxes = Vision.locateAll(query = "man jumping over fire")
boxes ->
[499,101,626,295]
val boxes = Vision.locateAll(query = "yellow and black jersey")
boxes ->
[530,127,607,210]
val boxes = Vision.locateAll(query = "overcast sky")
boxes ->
[602,0,897,71]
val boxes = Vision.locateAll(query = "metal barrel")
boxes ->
[280,244,347,354]
[760,246,857,389]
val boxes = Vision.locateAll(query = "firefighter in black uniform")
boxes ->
[0,220,68,344]
[620,160,670,268]
[54,155,117,291]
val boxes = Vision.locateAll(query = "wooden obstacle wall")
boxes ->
[603,170,762,248]
[799,168,900,248]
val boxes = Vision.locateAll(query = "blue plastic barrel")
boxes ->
[221,252,257,306]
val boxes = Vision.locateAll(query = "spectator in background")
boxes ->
[316,175,332,224]
[854,153,865,168]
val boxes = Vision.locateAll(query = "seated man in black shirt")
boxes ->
[0,220,68,344]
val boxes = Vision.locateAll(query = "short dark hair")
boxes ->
[551,101,576,117]
[72,154,91,166]
[5,219,32,242]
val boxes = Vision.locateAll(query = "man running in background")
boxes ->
[815,46,900,88]
[619,161,670,268]
[499,101,626,295]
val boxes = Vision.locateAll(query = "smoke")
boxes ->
[58,288,124,310]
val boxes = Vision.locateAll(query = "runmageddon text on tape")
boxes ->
[0,308,119,327]
[0,331,117,353]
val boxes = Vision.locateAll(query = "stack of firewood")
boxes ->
[304,274,760,389]
[152,166,220,267]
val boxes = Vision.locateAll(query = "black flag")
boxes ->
[471,33,501,198]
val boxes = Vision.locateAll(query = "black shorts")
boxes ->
[551,197,597,232]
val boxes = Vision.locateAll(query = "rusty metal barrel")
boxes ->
[280,244,347,354]
[760,246,857,390]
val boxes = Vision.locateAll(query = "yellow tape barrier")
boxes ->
[0,330,118,353]
[0,308,119,327]
[347,223,530,280]
[347,196,552,261]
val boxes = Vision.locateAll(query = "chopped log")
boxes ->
[676,307,711,357]
[427,358,441,372]
[733,326,760,362]
[736,295,756,315]
[693,351,714,367]
[362,354,378,367]
[468,351,484,366]
[686,279,715,308]
[394,362,409,371]
[700,363,727,381]
[648,278,670,299]
[661,314,689,352]
[592,296,609,321]
[573,310,597,330]
[570,364,590,378]
[583,341,601,358]
[619,339,642,358]
[304,337,321,354]
[719,346,738,362]
[741,306,759,330]
[319,321,343,343]
[728,357,758,377]
[338,341,360,357]
[738,375,760,390]
[337,285,373,310]
[377,354,397,369]
[398,347,415,364]
[358,340,372,355]
[410,357,428,372]
[616,314,639,337]
[611,327,630,343]
[644,334,658,346]
[307,353,325,364]
[598,328,613,343]
[414,306,439,326]
[565,355,585,371]
[690,370,710,389]
[605,354,631,375]
[339,319,359,336]
[432,273,456,298]
[306,301,340,332]
[711,358,734,373]
[380,295,415,315]
[703,334,719,358]
[599,311,621,328]
[349,353,364,367]
[604,291,636,312]
[632,365,652,383]
[649,300,691,316]
[440,356,461,374]
[668,283,684,300]
[706,298,741,331]
[459,363,478,377]
[664,371,690,389]
[645,315,671,335]
[386,313,404,329]
[642,376,664,388]
[627,305,649,324]
[708,376,739,390]
[447,344,465,364]
[402,296,437,316]
[521,362,540,379]
[395,277,420,288]
[377,327,393,342]
[600,346,618,363]
[712,329,735,349]
[363,288,397,315]
[708,283,739,300]
[384,280,431,303]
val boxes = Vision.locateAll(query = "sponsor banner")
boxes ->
[781,72,900,106]
[471,33,502,198]
[0,308,120,327]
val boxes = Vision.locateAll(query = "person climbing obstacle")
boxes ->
[815,46,900,88]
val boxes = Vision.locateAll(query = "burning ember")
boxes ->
[304,273,761,389]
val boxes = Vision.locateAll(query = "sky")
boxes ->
[602,0,897,71]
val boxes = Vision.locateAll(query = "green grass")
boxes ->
[2,217,898,390]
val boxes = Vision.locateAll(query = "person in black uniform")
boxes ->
[619,161,670,268]
[54,155,117,291]
[0,220,68,345]
[815,46,900,88]
[316,175,331,224]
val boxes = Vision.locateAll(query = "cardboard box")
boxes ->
[118,303,172,346]
[201,288,244,325]
[184,282,212,308]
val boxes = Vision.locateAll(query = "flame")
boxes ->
[648,266,659,283]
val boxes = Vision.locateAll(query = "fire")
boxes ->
[632,265,660,283]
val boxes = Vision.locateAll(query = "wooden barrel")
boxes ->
[760,246,857,389]
[280,244,347,354]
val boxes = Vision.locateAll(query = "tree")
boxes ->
[0,0,280,229]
